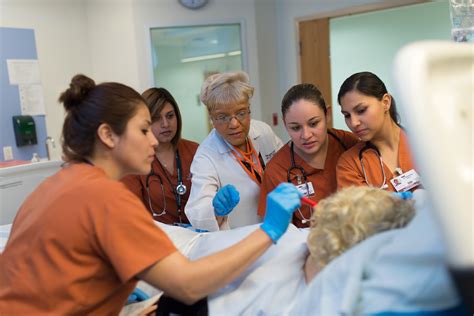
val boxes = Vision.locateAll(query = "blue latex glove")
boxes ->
[393,191,413,200]
[260,183,303,243]
[175,222,210,233]
[126,288,149,304]
[213,184,240,216]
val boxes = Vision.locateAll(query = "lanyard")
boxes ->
[231,139,264,186]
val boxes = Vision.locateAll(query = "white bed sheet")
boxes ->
[187,224,309,315]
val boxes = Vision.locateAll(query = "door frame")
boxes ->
[296,0,430,124]
[143,20,248,140]
[144,19,249,91]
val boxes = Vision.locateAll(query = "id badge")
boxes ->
[295,182,315,197]
[390,169,421,192]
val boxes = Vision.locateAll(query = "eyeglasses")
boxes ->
[212,109,251,125]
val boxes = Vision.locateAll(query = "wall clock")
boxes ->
[178,0,209,10]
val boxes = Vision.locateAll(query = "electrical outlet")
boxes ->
[3,146,13,161]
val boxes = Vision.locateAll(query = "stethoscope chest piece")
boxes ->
[176,183,187,195]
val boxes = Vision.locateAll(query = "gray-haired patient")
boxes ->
[304,186,415,282]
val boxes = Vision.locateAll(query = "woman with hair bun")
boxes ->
[336,72,421,192]
[0,74,303,315]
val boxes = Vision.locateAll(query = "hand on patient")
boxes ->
[393,191,413,200]
[304,186,416,283]
[213,184,240,216]
[261,183,302,243]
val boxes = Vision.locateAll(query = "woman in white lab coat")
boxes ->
[185,71,283,231]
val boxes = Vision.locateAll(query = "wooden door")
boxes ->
[299,18,333,126]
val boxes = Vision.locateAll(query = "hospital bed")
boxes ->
[0,190,465,316]
[129,189,460,316]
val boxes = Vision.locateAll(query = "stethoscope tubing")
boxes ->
[358,142,388,189]
[287,141,312,224]
[287,142,308,184]
[145,150,187,223]
[145,171,166,217]
[286,131,348,224]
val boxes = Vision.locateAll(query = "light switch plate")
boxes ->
[3,146,13,161]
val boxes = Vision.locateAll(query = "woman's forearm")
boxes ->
[141,183,302,304]
[139,228,272,304]
[182,229,271,299]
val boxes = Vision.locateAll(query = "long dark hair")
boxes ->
[141,87,182,147]
[59,74,145,162]
[337,72,400,125]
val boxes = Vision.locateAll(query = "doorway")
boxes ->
[297,0,433,129]
[149,23,244,143]
[298,18,332,126]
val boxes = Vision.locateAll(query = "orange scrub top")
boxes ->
[121,139,198,225]
[336,129,418,192]
[0,163,177,315]
[258,128,358,227]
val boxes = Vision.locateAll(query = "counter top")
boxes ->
[0,159,63,177]
[0,160,31,168]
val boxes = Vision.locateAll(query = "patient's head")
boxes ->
[305,186,415,281]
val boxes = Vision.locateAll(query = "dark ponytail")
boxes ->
[337,72,400,126]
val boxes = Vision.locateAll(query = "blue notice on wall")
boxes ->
[0,27,47,161]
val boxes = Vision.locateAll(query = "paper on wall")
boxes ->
[6,59,41,85]
[19,84,46,116]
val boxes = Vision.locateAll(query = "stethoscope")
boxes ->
[287,142,309,186]
[287,131,348,224]
[145,150,187,223]
[287,142,313,224]
[358,142,389,190]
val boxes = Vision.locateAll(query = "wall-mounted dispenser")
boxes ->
[12,115,38,147]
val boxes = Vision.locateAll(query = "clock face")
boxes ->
[178,0,209,10]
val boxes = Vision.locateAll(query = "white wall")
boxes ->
[255,0,281,133]
[84,0,141,87]
[0,0,92,160]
